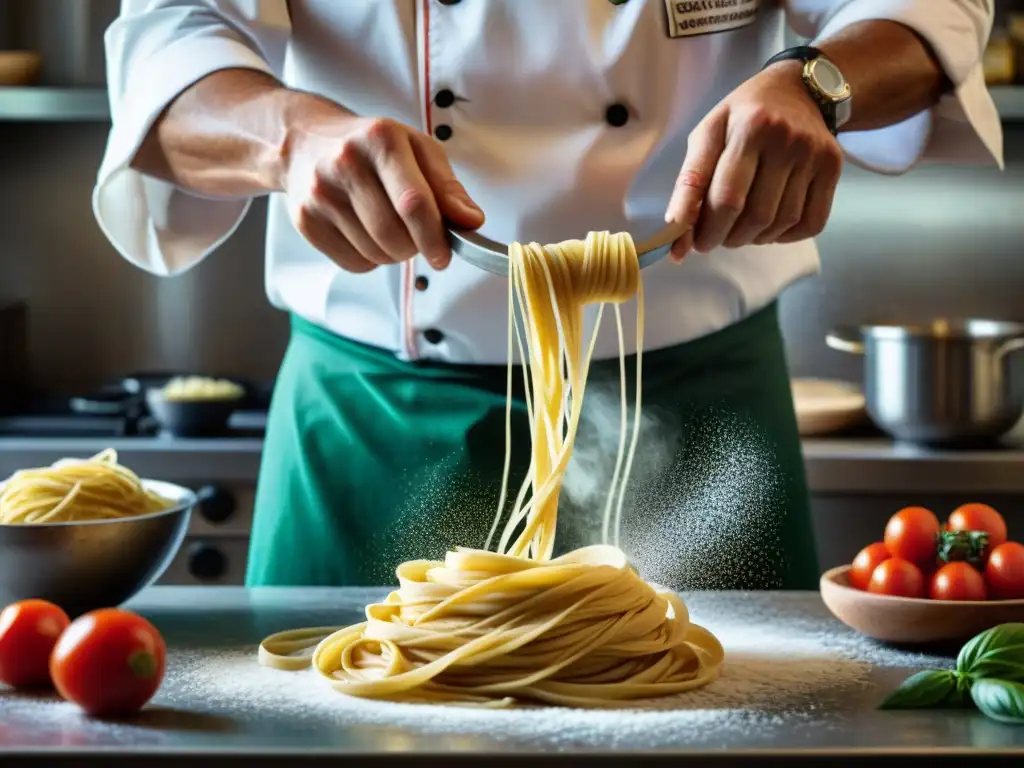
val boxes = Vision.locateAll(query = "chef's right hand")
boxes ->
[284,113,484,273]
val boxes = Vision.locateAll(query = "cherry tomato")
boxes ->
[884,507,941,569]
[50,609,166,717]
[850,542,891,591]
[948,503,1007,551]
[984,541,1024,600]
[0,600,70,688]
[929,562,988,601]
[867,558,926,599]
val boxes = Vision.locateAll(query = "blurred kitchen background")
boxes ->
[1,1,1023,585]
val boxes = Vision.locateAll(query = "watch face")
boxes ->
[810,58,847,97]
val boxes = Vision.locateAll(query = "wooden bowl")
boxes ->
[820,565,1024,644]
[0,51,43,86]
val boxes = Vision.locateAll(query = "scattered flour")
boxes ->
[160,596,947,749]
[0,594,952,750]
[562,387,791,591]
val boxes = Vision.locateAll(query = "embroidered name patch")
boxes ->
[663,0,759,38]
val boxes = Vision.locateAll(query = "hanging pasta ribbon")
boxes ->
[258,231,724,707]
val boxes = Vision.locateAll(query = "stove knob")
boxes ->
[196,485,236,524]
[188,542,226,582]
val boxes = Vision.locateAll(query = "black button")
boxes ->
[415,276,429,291]
[438,0,461,5]
[434,124,453,141]
[423,328,444,344]
[605,103,629,127]
[435,89,456,108]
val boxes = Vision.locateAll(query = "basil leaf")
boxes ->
[970,678,1024,724]
[958,624,1024,682]
[880,670,958,710]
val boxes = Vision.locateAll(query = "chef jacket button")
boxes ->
[605,103,629,127]
[438,0,461,5]
[435,89,456,108]
[435,124,453,141]
[415,275,429,291]
[423,328,444,344]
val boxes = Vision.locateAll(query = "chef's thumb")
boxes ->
[437,180,485,229]
[411,135,485,229]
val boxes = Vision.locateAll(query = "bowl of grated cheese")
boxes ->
[145,376,245,437]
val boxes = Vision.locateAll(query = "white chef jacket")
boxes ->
[94,0,1002,365]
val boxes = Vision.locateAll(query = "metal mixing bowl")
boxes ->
[0,480,195,616]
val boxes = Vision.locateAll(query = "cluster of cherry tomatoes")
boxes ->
[850,503,1024,601]
[0,599,166,717]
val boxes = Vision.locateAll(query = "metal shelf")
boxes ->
[0,85,1021,124]
[991,86,1024,121]
[0,87,109,122]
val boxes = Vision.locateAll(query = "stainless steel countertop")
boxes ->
[3,436,1024,493]
[0,587,1020,766]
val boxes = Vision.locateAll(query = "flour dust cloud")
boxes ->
[562,382,788,590]
[373,376,788,591]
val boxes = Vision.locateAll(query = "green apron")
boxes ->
[246,302,819,590]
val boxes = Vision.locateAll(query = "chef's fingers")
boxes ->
[313,150,402,266]
[294,208,378,274]
[411,132,485,230]
[777,162,840,244]
[411,134,486,271]
[754,161,814,245]
[692,126,759,253]
[362,120,450,269]
[332,137,419,263]
[669,226,695,262]
[724,148,798,247]
[667,110,726,262]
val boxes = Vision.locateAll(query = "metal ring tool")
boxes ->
[447,225,684,277]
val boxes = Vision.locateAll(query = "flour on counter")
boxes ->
[0,595,954,751]
[161,599,946,749]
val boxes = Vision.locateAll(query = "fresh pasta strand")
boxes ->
[258,231,724,707]
[0,448,175,524]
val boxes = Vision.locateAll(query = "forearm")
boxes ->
[814,19,950,132]
[131,68,344,197]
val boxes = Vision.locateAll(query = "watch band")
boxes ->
[762,45,824,70]
[761,46,840,135]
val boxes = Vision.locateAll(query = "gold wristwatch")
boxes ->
[763,46,852,135]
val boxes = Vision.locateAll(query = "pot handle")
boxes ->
[996,337,1024,362]
[825,328,865,355]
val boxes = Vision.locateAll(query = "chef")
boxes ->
[95,1,1001,589]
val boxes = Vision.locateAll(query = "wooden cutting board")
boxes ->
[791,378,866,437]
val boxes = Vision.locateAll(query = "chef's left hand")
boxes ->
[665,61,844,261]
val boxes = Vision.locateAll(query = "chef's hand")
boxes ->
[284,114,484,273]
[665,61,843,261]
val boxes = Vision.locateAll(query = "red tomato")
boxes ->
[850,542,891,591]
[868,558,926,598]
[0,600,70,688]
[948,503,1007,551]
[50,609,166,717]
[984,541,1024,600]
[929,562,988,601]
[884,507,941,568]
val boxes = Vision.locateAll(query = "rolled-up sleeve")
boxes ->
[94,0,290,276]
[783,0,1003,174]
